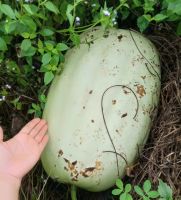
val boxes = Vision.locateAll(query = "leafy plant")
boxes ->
[112,179,133,200]
[134,180,159,199]
[112,178,173,200]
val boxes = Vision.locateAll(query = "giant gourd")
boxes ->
[41,27,161,192]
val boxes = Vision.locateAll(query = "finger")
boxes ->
[29,119,47,138]
[39,134,49,153]
[34,124,48,144]
[19,118,41,135]
[0,127,3,141]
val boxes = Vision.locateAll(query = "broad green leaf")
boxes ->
[147,191,159,198]
[40,28,54,36]
[137,15,150,32]
[143,0,156,13]
[21,46,36,57]
[119,193,127,200]
[143,180,151,193]
[42,53,51,65]
[133,0,141,7]
[44,71,54,85]
[45,41,54,51]
[0,37,7,51]
[44,1,59,14]
[20,15,37,32]
[4,21,17,34]
[112,189,122,195]
[116,179,123,191]
[126,194,133,200]
[158,179,173,200]
[0,4,16,19]
[66,4,74,26]
[56,43,69,51]
[125,184,132,193]
[134,185,144,196]
[21,32,30,38]
[167,0,181,15]
[70,32,80,46]
[23,4,39,15]
[21,39,31,52]
[153,14,167,22]
[50,55,59,67]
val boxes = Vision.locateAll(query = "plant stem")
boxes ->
[71,185,77,200]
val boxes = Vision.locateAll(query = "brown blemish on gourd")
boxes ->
[117,34,123,41]
[58,149,63,157]
[64,158,79,180]
[136,85,146,97]
[80,160,102,178]
[80,167,96,177]
[112,99,116,105]
[89,90,93,94]
[83,106,85,109]
[91,119,95,123]
[72,177,78,181]
[141,75,146,79]
[123,89,130,94]
[64,166,68,171]
[95,160,102,170]
[121,113,127,118]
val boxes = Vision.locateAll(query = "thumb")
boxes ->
[0,127,3,141]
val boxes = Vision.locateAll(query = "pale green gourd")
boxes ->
[41,27,161,193]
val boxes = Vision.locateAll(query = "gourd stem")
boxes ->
[71,185,77,200]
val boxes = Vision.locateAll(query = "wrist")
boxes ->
[0,172,21,188]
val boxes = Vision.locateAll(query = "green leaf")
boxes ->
[167,0,181,15]
[137,15,150,32]
[40,28,54,36]
[45,41,54,51]
[56,43,69,51]
[125,184,132,193]
[134,185,145,196]
[23,4,39,15]
[21,39,31,52]
[176,21,181,35]
[42,53,52,65]
[70,32,80,46]
[119,193,127,200]
[147,191,159,198]
[0,37,7,51]
[44,1,59,14]
[112,189,122,196]
[116,179,123,191]
[44,71,54,85]
[21,46,36,57]
[158,179,173,200]
[133,0,141,7]
[143,180,151,193]
[66,4,74,26]
[153,14,167,22]
[21,32,30,38]
[143,0,156,13]
[4,21,17,34]
[126,194,133,200]
[0,4,16,19]
[20,40,36,57]
[20,15,37,32]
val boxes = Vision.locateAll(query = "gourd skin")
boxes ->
[41,27,161,192]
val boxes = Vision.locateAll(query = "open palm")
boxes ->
[0,118,49,180]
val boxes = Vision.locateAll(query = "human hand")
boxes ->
[0,118,49,182]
